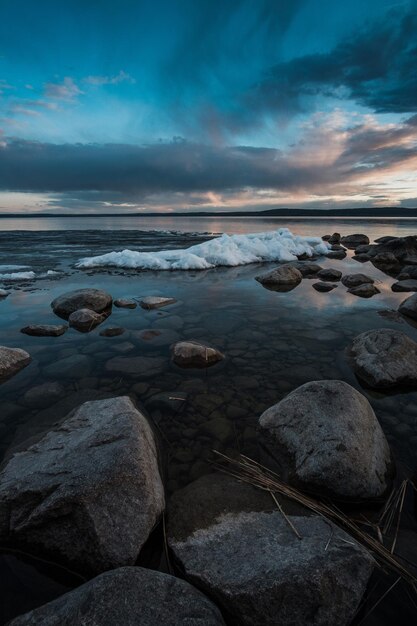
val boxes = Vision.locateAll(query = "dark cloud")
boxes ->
[251,4,417,116]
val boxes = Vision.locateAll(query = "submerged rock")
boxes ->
[0,288,9,297]
[258,380,392,500]
[43,354,92,378]
[341,234,370,248]
[168,474,373,626]
[317,268,342,282]
[255,265,302,287]
[391,279,417,292]
[399,293,417,320]
[0,396,165,575]
[68,308,105,332]
[99,326,125,337]
[350,328,417,388]
[51,288,112,319]
[105,355,168,377]
[20,324,68,337]
[0,346,31,383]
[22,381,65,409]
[348,284,380,298]
[172,341,224,368]
[113,298,137,309]
[139,296,176,309]
[8,566,225,626]
[341,273,374,288]
[313,281,337,292]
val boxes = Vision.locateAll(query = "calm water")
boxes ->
[1,217,417,624]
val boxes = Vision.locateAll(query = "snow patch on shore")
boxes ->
[0,271,36,281]
[77,229,330,271]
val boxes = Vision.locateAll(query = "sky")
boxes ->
[0,0,416,214]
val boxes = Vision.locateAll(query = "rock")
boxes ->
[392,279,417,292]
[43,354,92,378]
[20,324,68,337]
[352,253,371,263]
[139,296,176,309]
[290,262,323,277]
[22,381,65,409]
[399,293,417,320]
[0,346,31,383]
[8,566,225,626]
[374,236,398,244]
[322,234,331,241]
[317,268,342,282]
[397,266,417,280]
[326,249,347,259]
[99,326,125,337]
[341,273,374,288]
[350,328,417,388]
[200,417,233,442]
[168,475,373,626]
[51,288,112,320]
[68,308,105,332]
[312,281,337,292]
[172,341,224,368]
[348,284,380,298]
[328,232,341,244]
[0,396,165,575]
[258,380,392,500]
[354,244,372,254]
[340,234,370,248]
[145,391,188,414]
[255,265,302,287]
[133,328,181,346]
[105,355,168,377]
[0,289,9,297]
[371,236,417,261]
[114,298,137,309]
[404,255,417,265]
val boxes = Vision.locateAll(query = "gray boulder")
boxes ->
[313,281,337,292]
[341,274,374,288]
[258,380,392,500]
[341,234,370,248]
[139,296,176,309]
[350,328,417,388]
[399,293,417,320]
[255,265,302,286]
[51,288,112,320]
[9,566,225,626]
[68,308,106,332]
[168,482,373,626]
[114,298,137,308]
[348,284,380,298]
[317,268,342,282]
[20,324,67,337]
[0,396,165,574]
[172,341,224,368]
[392,279,417,292]
[0,346,31,383]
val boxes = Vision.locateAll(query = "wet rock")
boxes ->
[328,232,341,244]
[168,474,373,626]
[51,288,112,320]
[371,236,417,261]
[99,326,125,337]
[312,281,337,292]
[374,236,398,244]
[172,341,224,368]
[399,293,417,320]
[133,328,180,345]
[105,355,168,377]
[290,261,323,277]
[354,244,372,254]
[350,328,417,388]
[9,566,225,626]
[352,253,371,263]
[397,266,417,280]
[0,289,9,297]
[145,391,188,414]
[68,308,105,332]
[317,268,342,282]
[404,255,417,265]
[341,234,370,248]
[0,396,165,575]
[139,296,176,309]
[200,417,233,443]
[341,273,374,288]
[326,249,346,259]
[20,324,68,337]
[43,354,92,379]
[0,346,31,383]
[255,265,302,287]
[22,381,65,409]
[114,298,137,309]
[348,284,380,298]
[392,279,417,292]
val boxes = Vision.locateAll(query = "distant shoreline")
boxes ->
[1,207,417,219]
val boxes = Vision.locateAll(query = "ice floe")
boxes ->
[76,229,330,271]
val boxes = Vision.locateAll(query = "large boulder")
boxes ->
[348,284,380,298]
[340,234,370,248]
[391,279,417,292]
[0,396,165,575]
[316,268,342,282]
[255,265,302,287]
[20,324,68,337]
[9,566,225,626]
[167,475,373,626]
[283,261,323,277]
[399,293,417,320]
[0,346,31,383]
[350,329,417,388]
[313,281,337,292]
[172,341,224,368]
[139,296,176,309]
[68,308,105,332]
[341,274,374,288]
[258,380,392,500]
[51,289,112,320]
[397,266,417,280]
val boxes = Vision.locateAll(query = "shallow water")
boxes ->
[1,218,417,623]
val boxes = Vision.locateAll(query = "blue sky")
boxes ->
[0,0,416,213]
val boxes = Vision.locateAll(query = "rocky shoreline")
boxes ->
[1,232,417,624]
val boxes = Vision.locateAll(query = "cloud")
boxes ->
[44,77,83,100]
[84,70,136,86]
[10,105,41,117]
